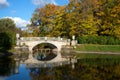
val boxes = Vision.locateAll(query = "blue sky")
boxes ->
[0,0,69,28]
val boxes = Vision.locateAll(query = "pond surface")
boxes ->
[0,56,120,80]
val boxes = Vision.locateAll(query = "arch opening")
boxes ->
[32,43,58,61]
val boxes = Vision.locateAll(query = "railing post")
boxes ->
[71,35,76,46]
[16,33,20,46]
[45,37,47,41]
[58,36,61,41]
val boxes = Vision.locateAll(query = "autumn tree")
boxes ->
[66,0,82,37]
[94,0,120,38]
[31,0,120,41]
[31,4,59,36]
[66,0,98,37]
[49,6,70,37]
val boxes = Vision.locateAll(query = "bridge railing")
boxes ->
[20,37,70,42]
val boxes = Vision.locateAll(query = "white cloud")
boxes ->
[4,17,30,28]
[32,0,57,7]
[0,0,9,8]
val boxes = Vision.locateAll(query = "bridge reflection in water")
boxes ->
[20,52,77,69]
[26,60,70,68]
[21,58,77,69]
[33,49,57,61]
[14,48,77,70]
[14,52,77,74]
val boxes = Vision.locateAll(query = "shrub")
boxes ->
[0,32,16,51]
[77,36,120,45]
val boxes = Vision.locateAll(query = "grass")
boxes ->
[76,53,120,59]
[75,44,120,52]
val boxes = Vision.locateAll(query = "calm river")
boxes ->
[0,55,120,80]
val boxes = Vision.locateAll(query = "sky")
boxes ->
[0,0,69,29]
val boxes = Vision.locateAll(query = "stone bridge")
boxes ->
[17,37,72,52]
[16,35,77,64]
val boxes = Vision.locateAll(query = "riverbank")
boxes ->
[75,44,120,52]
[74,44,120,58]
[75,53,120,59]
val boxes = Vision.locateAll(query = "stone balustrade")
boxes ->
[20,37,69,42]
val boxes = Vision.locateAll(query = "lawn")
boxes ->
[75,44,120,52]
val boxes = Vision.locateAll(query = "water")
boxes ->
[0,56,120,80]
[5,64,30,80]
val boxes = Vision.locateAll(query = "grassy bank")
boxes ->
[75,44,120,52]
[76,53,120,59]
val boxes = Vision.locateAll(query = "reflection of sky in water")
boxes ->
[0,77,8,80]
[1,58,120,80]
[6,64,31,80]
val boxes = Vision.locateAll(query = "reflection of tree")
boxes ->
[29,67,55,80]
[14,47,29,62]
[74,59,120,80]
[28,59,120,80]
[0,57,119,80]
[0,56,15,76]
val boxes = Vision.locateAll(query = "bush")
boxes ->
[77,36,120,45]
[0,32,16,51]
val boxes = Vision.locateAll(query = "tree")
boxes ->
[31,0,120,40]
[94,0,120,38]
[66,0,98,37]
[0,32,14,51]
[0,18,17,51]
[50,6,69,37]
[0,18,16,32]
[31,4,59,36]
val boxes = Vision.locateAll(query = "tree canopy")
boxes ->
[30,0,120,40]
[0,18,18,51]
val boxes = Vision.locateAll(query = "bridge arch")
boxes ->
[32,42,58,51]
[31,41,61,52]
[20,40,65,53]
[32,42,58,61]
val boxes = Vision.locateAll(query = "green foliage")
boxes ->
[77,36,120,45]
[0,32,11,51]
[0,18,16,32]
[0,18,17,51]
[0,32,16,51]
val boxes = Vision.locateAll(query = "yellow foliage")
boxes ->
[96,12,105,16]
[114,28,120,38]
